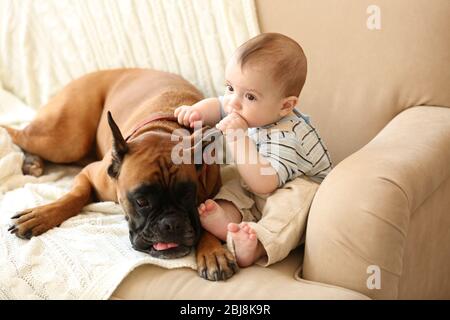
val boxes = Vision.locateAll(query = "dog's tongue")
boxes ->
[153,242,179,251]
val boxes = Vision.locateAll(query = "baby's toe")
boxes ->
[198,203,206,214]
[227,222,240,232]
[204,199,217,211]
[241,223,250,233]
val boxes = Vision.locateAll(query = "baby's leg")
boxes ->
[227,222,266,267]
[198,199,242,241]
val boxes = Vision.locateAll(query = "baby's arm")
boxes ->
[216,112,279,194]
[228,136,279,195]
[174,97,221,128]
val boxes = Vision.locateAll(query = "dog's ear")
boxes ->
[107,111,129,179]
[189,126,223,171]
[192,128,222,203]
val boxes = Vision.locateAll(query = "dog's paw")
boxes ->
[8,204,61,239]
[22,152,45,177]
[196,245,239,281]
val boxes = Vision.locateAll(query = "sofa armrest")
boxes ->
[302,106,450,299]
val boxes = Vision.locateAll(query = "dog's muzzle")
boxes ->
[129,214,197,259]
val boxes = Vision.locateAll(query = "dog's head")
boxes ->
[106,112,221,259]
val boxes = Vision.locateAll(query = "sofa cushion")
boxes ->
[111,247,369,300]
[302,106,450,299]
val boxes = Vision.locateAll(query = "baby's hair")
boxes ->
[234,33,307,97]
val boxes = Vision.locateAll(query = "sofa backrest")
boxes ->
[0,0,259,110]
[256,0,450,164]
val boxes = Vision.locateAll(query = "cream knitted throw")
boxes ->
[0,0,260,299]
[0,0,259,109]
[0,90,202,300]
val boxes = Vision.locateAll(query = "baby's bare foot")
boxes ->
[228,223,264,267]
[198,199,232,241]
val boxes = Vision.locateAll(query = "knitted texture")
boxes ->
[0,0,260,108]
[0,0,260,299]
[0,100,197,299]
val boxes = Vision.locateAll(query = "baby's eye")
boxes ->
[245,93,256,101]
[226,85,234,92]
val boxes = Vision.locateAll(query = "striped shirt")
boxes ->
[219,96,332,186]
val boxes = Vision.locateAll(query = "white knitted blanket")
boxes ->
[0,0,259,109]
[0,0,260,299]
[0,90,201,300]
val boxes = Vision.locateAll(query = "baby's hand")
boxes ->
[216,112,248,133]
[174,105,202,128]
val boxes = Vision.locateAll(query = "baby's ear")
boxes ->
[280,96,298,117]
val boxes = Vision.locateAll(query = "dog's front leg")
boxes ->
[196,231,239,281]
[8,163,99,239]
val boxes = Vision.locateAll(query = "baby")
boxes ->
[174,33,332,267]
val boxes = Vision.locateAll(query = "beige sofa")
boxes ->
[0,0,447,300]
[112,0,450,300]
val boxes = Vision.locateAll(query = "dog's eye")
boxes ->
[135,198,149,208]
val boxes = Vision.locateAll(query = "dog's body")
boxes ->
[2,68,237,280]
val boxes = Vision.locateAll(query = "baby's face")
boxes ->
[223,59,287,128]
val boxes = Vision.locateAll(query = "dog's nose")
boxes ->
[159,216,182,234]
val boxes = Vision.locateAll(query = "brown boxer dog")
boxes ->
[2,68,237,281]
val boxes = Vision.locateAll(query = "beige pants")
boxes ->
[214,165,320,266]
